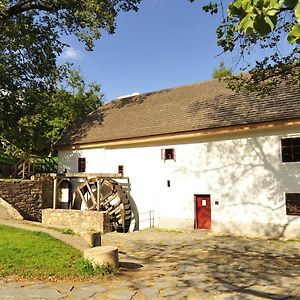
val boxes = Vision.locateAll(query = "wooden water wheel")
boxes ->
[72,178,131,232]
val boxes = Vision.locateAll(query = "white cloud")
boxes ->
[62,47,82,60]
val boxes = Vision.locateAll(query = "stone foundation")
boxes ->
[0,179,53,221]
[42,209,111,233]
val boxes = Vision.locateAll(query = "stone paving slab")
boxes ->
[0,229,299,299]
[0,287,63,299]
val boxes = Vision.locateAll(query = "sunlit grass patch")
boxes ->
[0,225,114,279]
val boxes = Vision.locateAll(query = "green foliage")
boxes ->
[0,0,141,157]
[0,152,16,166]
[192,0,300,93]
[76,259,116,276]
[1,68,103,157]
[0,224,115,279]
[212,62,232,79]
[62,228,76,235]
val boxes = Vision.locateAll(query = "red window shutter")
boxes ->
[172,148,176,161]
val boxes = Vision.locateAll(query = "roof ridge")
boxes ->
[109,78,222,103]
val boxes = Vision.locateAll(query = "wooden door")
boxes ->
[195,194,211,229]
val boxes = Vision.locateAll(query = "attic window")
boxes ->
[281,137,300,162]
[78,157,86,172]
[161,148,175,161]
[286,193,300,216]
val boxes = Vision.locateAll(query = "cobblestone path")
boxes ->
[0,229,299,299]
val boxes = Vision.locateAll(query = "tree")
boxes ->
[0,0,141,156]
[2,69,103,157]
[212,61,232,79]
[191,0,300,92]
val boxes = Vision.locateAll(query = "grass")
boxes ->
[22,222,76,235]
[0,225,114,279]
[61,228,76,235]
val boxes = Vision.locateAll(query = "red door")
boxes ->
[195,195,211,229]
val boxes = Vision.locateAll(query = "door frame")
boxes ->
[194,194,211,229]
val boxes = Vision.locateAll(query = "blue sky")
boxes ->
[58,0,287,101]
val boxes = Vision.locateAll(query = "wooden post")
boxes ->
[53,177,57,209]
[96,179,100,211]
[22,162,25,179]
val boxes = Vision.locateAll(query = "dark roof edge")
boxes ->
[56,117,300,150]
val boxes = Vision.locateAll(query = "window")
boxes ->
[286,193,300,216]
[118,165,124,176]
[161,148,175,161]
[78,157,86,172]
[281,137,300,162]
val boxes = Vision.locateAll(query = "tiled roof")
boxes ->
[57,79,300,147]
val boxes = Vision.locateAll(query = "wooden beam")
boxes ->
[53,177,57,209]
[57,173,129,179]
[96,179,100,211]
[85,180,96,205]
[77,188,88,208]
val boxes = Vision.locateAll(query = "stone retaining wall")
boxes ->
[42,209,111,233]
[0,179,53,221]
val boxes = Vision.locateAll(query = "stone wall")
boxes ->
[42,209,111,233]
[0,179,53,221]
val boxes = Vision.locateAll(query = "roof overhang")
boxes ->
[56,118,300,151]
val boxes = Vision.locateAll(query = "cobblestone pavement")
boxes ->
[0,229,299,299]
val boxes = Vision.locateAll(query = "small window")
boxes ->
[286,193,300,216]
[161,148,175,161]
[281,137,300,162]
[78,157,86,172]
[118,165,124,176]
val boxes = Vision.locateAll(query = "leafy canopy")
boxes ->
[3,69,103,157]
[0,0,141,157]
[191,0,300,92]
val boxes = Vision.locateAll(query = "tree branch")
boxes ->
[8,1,62,17]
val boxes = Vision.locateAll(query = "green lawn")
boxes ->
[0,225,113,279]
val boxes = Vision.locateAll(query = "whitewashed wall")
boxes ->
[58,127,300,238]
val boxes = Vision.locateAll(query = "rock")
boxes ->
[0,287,63,299]
[84,245,119,268]
[105,289,137,299]
[70,289,96,299]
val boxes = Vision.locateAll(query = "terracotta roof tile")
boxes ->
[57,80,300,147]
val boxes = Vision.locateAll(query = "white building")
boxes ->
[57,80,300,238]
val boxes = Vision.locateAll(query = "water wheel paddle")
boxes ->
[72,178,131,232]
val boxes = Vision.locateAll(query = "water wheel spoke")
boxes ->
[88,204,97,211]
[77,187,88,207]
[85,180,97,205]
[107,204,122,215]
[100,192,113,203]
[102,194,118,206]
